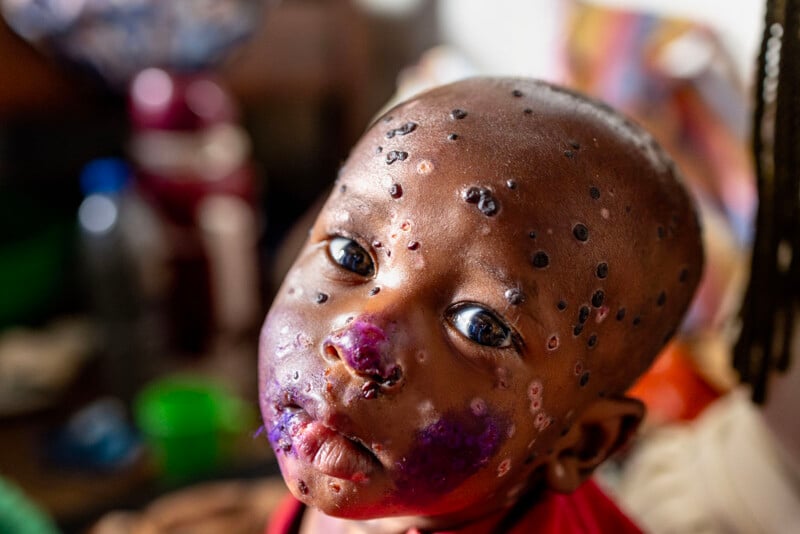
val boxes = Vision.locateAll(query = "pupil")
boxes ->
[468,312,504,345]
[331,238,374,276]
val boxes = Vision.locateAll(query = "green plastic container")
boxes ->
[134,375,252,483]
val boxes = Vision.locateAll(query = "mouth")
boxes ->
[269,399,379,482]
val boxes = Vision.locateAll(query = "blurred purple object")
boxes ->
[0,0,269,87]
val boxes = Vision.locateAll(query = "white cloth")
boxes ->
[614,390,800,534]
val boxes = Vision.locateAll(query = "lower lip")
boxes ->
[278,408,376,481]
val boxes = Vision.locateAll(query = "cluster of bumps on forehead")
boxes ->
[340,77,704,394]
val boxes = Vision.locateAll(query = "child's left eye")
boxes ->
[448,305,512,348]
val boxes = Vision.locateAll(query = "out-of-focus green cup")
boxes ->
[134,375,252,483]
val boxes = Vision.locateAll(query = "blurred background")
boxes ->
[0,0,784,532]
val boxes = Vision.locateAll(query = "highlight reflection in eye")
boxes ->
[448,305,513,348]
[328,236,375,277]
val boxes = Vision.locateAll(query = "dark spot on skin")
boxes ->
[633,316,641,326]
[361,381,380,399]
[512,89,523,97]
[330,483,341,493]
[386,250,391,257]
[524,452,538,465]
[591,290,605,308]
[478,195,498,216]
[532,251,550,268]
[506,179,517,189]
[383,115,393,123]
[385,121,417,139]
[587,334,597,349]
[547,335,559,350]
[408,241,420,251]
[373,241,382,248]
[293,371,299,380]
[450,109,467,120]
[315,292,329,304]
[596,262,608,279]
[396,410,508,500]
[345,316,354,324]
[339,184,347,193]
[569,140,581,149]
[579,305,590,324]
[560,426,571,436]
[573,324,584,336]
[369,287,381,296]
[448,133,459,141]
[557,300,567,311]
[579,372,590,387]
[573,223,589,242]
[386,150,409,164]
[657,226,666,239]
[679,268,689,283]
[564,150,575,159]
[524,108,533,115]
[505,288,525,305]
[589,186,601,200]
[625,205,632,213]
[657,291,667,306]
[529,231,537,239]
[389,183,403,199]
[616,308,626,321]
[598,390,606,398]
[463,187,482,203]
[298,480,309,495]
[376,146,383,154]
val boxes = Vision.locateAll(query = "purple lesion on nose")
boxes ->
[325,320,400,383]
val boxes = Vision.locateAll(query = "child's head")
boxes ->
[259,77,703,527]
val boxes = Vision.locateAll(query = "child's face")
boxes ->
[259,77,702,525]
[259,144,597,521]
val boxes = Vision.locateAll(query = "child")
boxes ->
[258,77,703,533]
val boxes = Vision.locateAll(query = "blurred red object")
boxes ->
[628,341,721,423]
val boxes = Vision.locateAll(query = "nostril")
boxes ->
[323,343,341,362]
[382,366,403,387]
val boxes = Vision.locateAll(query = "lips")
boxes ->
[269,400,378,482]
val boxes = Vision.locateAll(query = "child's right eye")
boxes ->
[328,236,375,277]
[447,304,513,348]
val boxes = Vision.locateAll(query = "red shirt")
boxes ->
[266,479,642,533]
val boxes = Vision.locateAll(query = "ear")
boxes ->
[545,396,644,493]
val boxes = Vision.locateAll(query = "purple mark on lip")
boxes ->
[326,320,399,382]
[267,408,299,455]
[395,409,508,500]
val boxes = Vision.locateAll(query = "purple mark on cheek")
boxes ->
[326,321,399,382]
[395,409,509,499]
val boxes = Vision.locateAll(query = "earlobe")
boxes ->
[545,396,645,493]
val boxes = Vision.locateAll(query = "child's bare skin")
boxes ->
[258,77,703,533]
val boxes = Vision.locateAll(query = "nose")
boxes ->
[323,318,403,388]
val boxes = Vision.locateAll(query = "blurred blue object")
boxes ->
[80,157,131,195]
[0,0,271,87]
[45,398,143,472]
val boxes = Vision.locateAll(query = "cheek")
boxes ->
[393,406,510,501]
